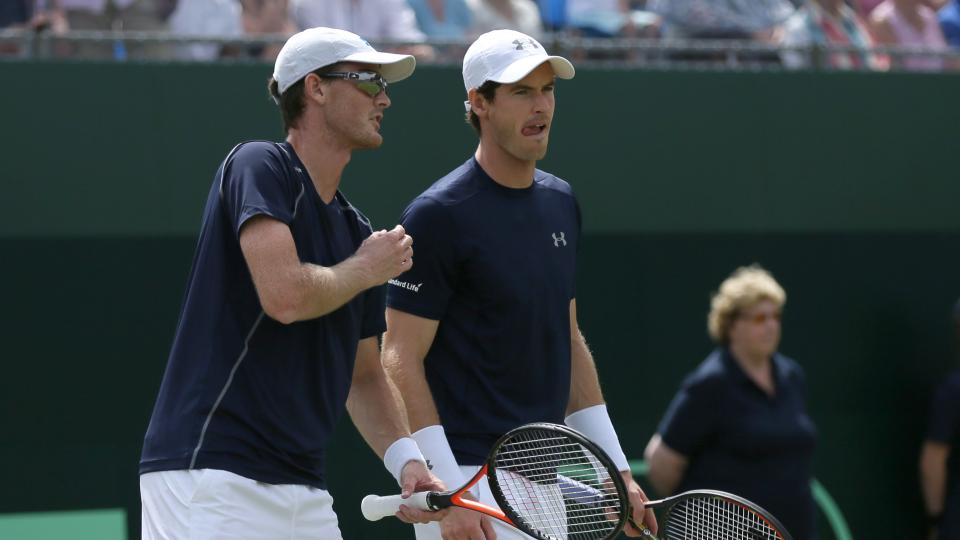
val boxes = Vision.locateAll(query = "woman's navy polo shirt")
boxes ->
[658,348,818,540]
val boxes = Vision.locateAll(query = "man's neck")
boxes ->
[474,142,536,189]
[287,127,350,203]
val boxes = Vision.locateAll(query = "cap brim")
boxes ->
[342,51,416,83]
[490,55,575,85]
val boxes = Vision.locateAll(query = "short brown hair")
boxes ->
[707,265,786,344]
[465,80,501,134]
[267,64,338,132]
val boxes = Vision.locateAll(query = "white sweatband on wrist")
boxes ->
[384,437,426,485]
[411,425,467,489]
[565,404,631,472]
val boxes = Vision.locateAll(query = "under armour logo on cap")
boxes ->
[461,29,575,93]
[512,39,540,51]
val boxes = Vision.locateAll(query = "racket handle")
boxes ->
[361,491,431,521]
[629,517,658,539]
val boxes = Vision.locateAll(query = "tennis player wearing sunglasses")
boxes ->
[138,27,443,540]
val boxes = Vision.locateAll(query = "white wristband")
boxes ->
[384,437,426,485]
[565,404,631,472]
[411,425,467,489]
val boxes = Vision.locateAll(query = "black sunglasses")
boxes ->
[320,71,388,97]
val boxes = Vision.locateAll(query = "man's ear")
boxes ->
[468,88,488,118]
[303,73,327,104]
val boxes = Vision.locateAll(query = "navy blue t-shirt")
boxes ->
[0,1,30,27]
[139,141,385,489]
[387,157,580,464]
[658,348,817,540]
[926,370,960,539]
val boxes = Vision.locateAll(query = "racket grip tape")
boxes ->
[361,491,431,521]
[629,517,657,539]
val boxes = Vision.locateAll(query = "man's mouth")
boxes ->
[521,123,547,136]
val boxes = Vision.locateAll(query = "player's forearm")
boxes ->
[567,331,605,414]
[346,366,410,459]
[381,342,442,431]
[273,256,375,323]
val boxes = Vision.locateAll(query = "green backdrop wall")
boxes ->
[1,61,958,540]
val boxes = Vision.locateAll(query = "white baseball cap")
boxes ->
[462,29,575,93]
[273,27,416,94]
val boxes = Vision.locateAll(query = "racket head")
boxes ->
[485,422,629,540]
[657,489,794,540]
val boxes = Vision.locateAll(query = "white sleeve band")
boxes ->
[384,437,427,485]
[565,404,631,472]
[411,425,467,488]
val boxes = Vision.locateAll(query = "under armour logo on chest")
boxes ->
[512,39,540,51]
[552,232,567,247]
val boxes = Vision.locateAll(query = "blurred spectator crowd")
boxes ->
[2,0,959,69]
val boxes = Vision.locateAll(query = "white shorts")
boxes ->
[413,465,566,540]
[140,469,342,540]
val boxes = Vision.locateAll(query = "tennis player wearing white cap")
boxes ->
[138,27,443,540]
[382,29,659,540]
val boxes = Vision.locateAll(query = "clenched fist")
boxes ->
[355,225,414,286]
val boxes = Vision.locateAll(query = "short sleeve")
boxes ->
[658,377,719,457]
[386,197,458,320]
[220,142,297,237]
[361,285,387,338]
[927,376,960,443]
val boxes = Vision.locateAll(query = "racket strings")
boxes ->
[664,497,784,540]
[493,428,626,540]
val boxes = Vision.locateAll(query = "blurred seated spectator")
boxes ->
[781,0,886,69]
[941,0,960,46]
[467,0,543,39]
[240,0,297,59]
[1,1,69,56]
[407,0,473,39]
[59,0,172,58]
[168,0,242,61]
[289,0,434,58]
[565,0,636,37]
[2,0,68,31]
[537,0,567,30]
[648,0,794,40]
[868,0,949,70]
[854,0,885,16]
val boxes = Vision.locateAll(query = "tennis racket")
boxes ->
[362,422,632,540]
[629,489,793,540]
[362,422,794,540]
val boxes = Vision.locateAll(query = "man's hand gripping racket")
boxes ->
[361,422,793,540]
[362,423,647,539]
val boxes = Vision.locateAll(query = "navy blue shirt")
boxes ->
[140,141,385,489]
[0,1,29,28]
[926,370,960,539]
[387,158,580,464]
[658,348,817,540]
[941,0,960,47]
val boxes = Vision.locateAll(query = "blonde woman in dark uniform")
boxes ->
[645,265,818,540]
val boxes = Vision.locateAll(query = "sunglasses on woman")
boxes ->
[319,71,388,97]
